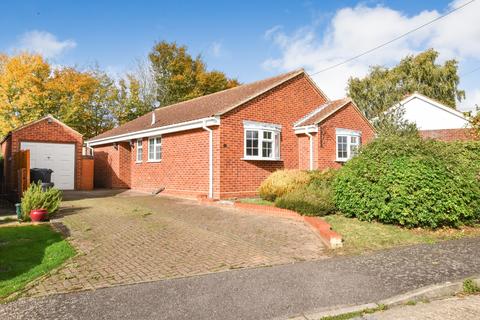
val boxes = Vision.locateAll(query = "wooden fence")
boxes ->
[13,150,30,197]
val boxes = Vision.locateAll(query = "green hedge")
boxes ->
[333,136,480,229]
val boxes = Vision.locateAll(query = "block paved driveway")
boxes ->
[25,190,326,297]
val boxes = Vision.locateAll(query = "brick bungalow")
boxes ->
[88,69,375,199]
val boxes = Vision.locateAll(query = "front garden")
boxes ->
[249,136,480,254]
[0,182,72,301]
[0,224,75,300]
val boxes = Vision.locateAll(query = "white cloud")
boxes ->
[264,25,283,39]
[14,30,76,58]
[210,41,223,58]
[459,88,480,113]
[263,0,480,107]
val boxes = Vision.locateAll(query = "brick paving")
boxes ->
[24,190,325,297]
[362,295,480,319]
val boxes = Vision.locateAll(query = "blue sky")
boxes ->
[1,0,479,111]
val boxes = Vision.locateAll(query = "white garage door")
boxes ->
[21,142,75,190]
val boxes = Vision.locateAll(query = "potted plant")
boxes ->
[21,182,62,222]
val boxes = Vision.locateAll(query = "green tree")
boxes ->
[112,74,155,125]
[472,105,480,139]
[149,41,239,106]
[348,49,465,121]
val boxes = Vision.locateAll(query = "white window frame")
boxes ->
[336,128,361,162]
[243,121,281,161]
[135,139,143,163]
[147,136,162,162]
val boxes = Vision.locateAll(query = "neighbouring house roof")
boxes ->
[89,69,327,143]
[396,92,470,121]
[388,92,471,131]
[0,115,82,145]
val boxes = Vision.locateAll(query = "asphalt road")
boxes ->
[1,237,479,320]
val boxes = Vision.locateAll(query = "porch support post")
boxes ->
[305,131,314,170]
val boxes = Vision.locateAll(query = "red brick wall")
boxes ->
[218,74,327,198]
[298,133,320,170]
[317,102,375,169]
[93,142,131,189]
[419,128,476,141]
[1,118,83,191]
[94,128,218,196]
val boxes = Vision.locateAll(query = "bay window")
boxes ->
[148,136,162,162]
[336,128,361,162]
[243,121,281,160]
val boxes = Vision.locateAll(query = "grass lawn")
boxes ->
[237,198,480,255]
[324,214,480,255]
[237,197,275,206]
[0,224,75,300]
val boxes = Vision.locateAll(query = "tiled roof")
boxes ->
[90,69,307,141]
[294,98,351,126]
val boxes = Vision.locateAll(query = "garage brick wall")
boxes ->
[217,74,327,198]
[2,118,83,191]
[316,102,376,169]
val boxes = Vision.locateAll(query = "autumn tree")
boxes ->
[149,41,239,106]
[0,53,117,138]
[0,53,51,135]
[348,49,465,121]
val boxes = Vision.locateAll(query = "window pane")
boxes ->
[337,135,348,159]
[245,130,259,157]
[274,132,280,159]
[263,131,272,140]
[262,141,272,158]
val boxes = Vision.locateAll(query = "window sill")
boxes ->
[241,157,283,162]
[147,160,161,163]
[135,161,142,164]
[335,158,348,163]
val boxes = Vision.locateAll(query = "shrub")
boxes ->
[275,169,336,216]
[463,279,480,294]
[333,136,480,229]
[21,183,62,221]
[258,169,311,201]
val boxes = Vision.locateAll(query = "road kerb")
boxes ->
[298,276,480,320]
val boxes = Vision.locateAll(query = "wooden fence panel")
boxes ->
[13,150,30,197]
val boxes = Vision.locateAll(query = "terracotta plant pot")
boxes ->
[30,209,48,222]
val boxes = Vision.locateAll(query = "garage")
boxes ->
[20,142,75,190]
[1,115,93,195]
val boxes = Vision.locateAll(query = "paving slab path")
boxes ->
[1,236,479,320]
[362,295,480,320]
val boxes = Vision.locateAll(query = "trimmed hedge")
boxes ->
[333,136,480,229]
[258,169,311,201]
[274,169,336,216]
